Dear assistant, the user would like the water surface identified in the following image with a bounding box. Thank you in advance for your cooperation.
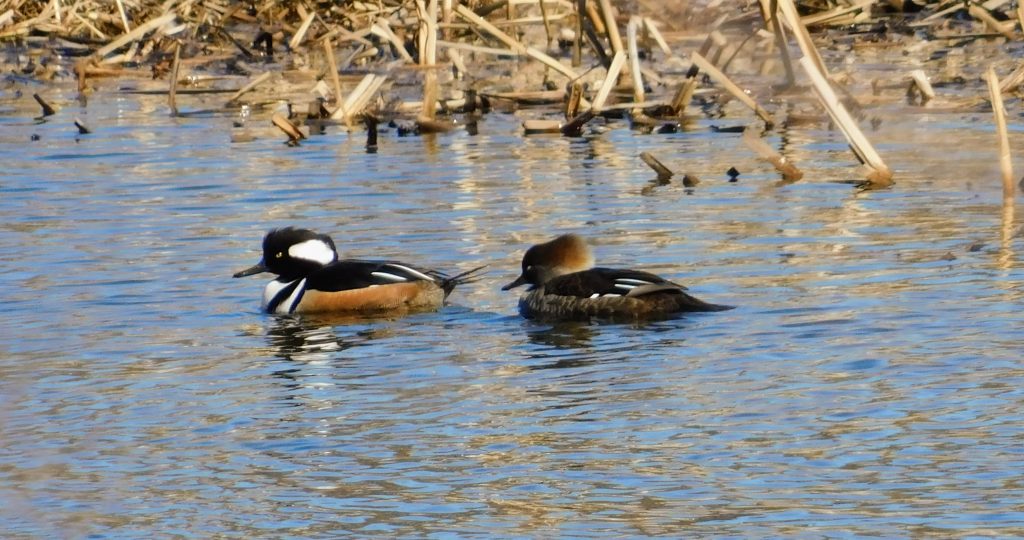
[1,67,1022,537]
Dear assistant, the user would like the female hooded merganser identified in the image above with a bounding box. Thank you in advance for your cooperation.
[234,227,483,315]
[502,233,732,320]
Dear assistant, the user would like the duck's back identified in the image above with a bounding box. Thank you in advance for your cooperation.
[519,268,732,320]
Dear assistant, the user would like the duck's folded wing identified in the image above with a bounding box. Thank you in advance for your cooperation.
[545,267,686,298]
[307,260,445,291]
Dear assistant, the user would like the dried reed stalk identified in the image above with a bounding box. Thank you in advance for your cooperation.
[742,127,803,181]
[999,63,1024,93]
[642,18,671,56]
[691,52,775,127]
[272,113,305,144]
[323,38,344,109]
[454,5,526,53]
[640,152,673,180]
[370,20,415,62]
[225,71,271,106]
[94,12,176,64]
[168,42,181,116]
[776,0,827,77]
[757,0,795,87]
[33,93,57,116]
[417,0,445,131]
[986,67,1014,198]
[596,0,624,57]
[626,16,645,107]
[565,81,584,120]
[908,69,935,103]
[74,117,90,134]
[591,51,626,111]
[114,0,130,33]
[289,11,317,50]
[968,4,1016,40]
[799,56,892,187]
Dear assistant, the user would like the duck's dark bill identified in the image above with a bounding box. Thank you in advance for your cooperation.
[233,261,268,278]
[502,275,527,290]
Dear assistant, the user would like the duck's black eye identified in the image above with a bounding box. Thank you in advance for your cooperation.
[275,252,284,259]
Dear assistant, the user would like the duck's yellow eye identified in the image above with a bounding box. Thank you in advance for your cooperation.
[275,252,284,259]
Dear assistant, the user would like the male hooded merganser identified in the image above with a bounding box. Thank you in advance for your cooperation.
[502,233,732,320]
[234,227,483,315]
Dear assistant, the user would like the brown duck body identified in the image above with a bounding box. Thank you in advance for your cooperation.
[234,227,482,316]
[516,268,732,321]
[503,234,732,321]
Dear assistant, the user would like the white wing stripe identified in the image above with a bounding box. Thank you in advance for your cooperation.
[371,271,408,282]
[384,264,435,281]
[616,278,654,285]
[614,283,637,290]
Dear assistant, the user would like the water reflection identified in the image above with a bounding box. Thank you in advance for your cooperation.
[3,68,1024,537]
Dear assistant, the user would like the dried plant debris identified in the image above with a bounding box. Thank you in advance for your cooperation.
[1,0,1019,185]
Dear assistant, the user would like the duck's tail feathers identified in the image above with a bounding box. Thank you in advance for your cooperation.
[441,265,488,298]
[678,291,735,312]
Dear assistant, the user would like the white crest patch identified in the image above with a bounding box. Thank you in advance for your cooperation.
[288,239,335,265]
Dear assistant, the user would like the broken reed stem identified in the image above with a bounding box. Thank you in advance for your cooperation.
[33,93,56,116]
[642,18,671,56]
[114,0,130,32]
[539,0,553,46]
[592,51,626,111]
[757,0,795,87]
[986,66,1014,199]
[798,56,892,187]
[565,81,584,120]
[999,63,1024,93]
[776,0,827,78]
[573,0,584,66]
[742,127,803,181]
[417,0,441,126]
[370,21,416,63]
[967,5,1015,40]
[626,16,645,107]
[909,69,935,102]
[271,113,305,143]
[454,4,525,53]
[289,11,316,50]
[225,71,271,106]
[322,38,344,113]
[690,52,774,127]
[168,42,181,116]
[640,151,673,180]
[597,0,624,57]
[94,12,176,63]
